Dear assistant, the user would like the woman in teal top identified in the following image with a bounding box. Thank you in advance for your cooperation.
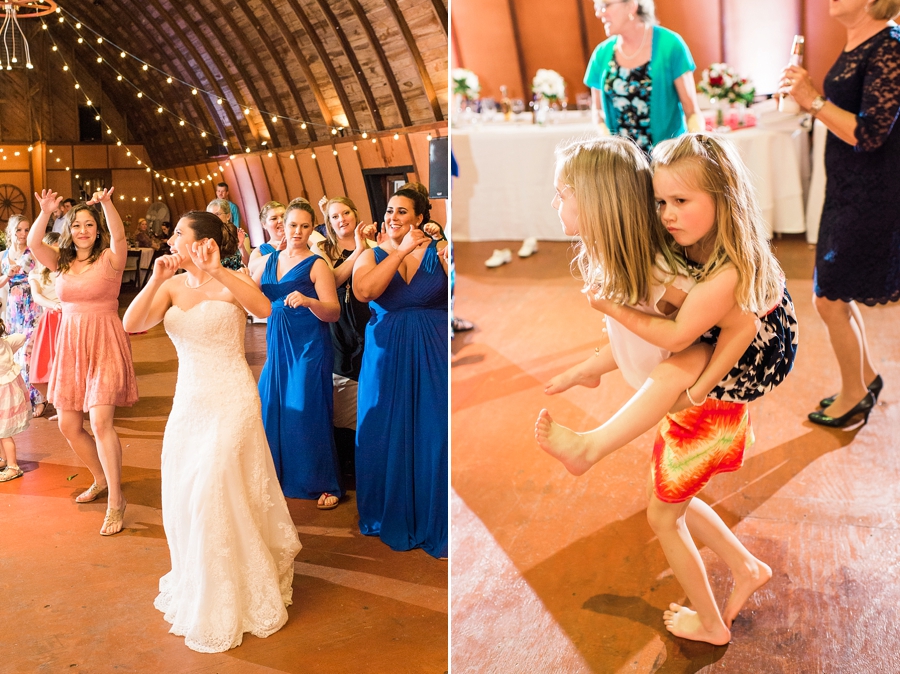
[584,0,701,151]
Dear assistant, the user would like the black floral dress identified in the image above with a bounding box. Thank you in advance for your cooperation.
[603,59,653,152]
[815,27,900,305]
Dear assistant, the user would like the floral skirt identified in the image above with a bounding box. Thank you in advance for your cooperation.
[651,398,752,504]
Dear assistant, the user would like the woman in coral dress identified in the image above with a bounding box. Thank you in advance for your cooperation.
[29,188,138,536]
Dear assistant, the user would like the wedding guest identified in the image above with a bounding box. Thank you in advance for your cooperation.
[353,188,448,558]
[52,198,76,234]
[584,0,702,151]
[782,0,900,426]
[248,201,286,264]
[28,189,138,536]
[28,232,62,414]
[135,218,158,249]
[315,196,374,485]
[0,319,34,483]
[215,182,242,228]
[207,199,248,269]
[1,215,46,416]
[251,199,343,508]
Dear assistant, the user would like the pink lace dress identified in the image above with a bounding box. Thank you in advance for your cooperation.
[48,249,138,411]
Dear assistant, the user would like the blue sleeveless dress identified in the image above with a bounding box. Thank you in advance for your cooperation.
[258,252,342,500]
[355,241,448,558]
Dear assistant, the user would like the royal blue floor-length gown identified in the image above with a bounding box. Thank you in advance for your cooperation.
[258,252,343,500]
[356,240,448,558]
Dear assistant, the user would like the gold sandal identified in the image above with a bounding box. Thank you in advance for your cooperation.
[100,501,126,536]
[75,482,108,503]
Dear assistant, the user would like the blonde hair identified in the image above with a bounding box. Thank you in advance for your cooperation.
[555,136,680,305]
[259,200,285,227]
[651,133,783,314]
[6,214,28,251]
[321,197,360,263]
[868,0,900,20]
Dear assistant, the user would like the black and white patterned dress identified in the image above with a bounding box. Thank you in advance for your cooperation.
[690,262,799,403]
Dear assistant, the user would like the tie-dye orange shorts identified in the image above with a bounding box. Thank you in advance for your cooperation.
[651,398,753,504]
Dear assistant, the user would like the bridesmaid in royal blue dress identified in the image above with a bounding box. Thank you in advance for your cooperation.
[352,188,449,558]
[251,199,343,508]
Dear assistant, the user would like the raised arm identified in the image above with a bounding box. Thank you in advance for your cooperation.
[352,228,429,302]
[190,239,271,318]
[330,222,371,287]
[87,188,127,269]
[591,266,740,353]
[122,255,178,333]
[28,190,63,271]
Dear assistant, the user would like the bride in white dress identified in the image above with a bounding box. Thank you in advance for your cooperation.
[123,211,302,653]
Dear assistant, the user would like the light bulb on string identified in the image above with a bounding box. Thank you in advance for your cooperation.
[117,141,122,146]
[191,88,197,95]
[157,107,163,113]
[289,153,295,159]
[106,128,112,135]
[63,65,68,71]
[311,153,316,159]
[393,133,400,140]
[137,92,143,98]
[51,45,57,51]
[301,123,307,130]
[216,98,223,105]
[86,99,92,106]
[116,75,122,81]
[77,37,83,44]
[96,38,102,44]
[427,133,433,141]
[271,116,277,123]
[200,132,206,138]
[142,64,148,71]
[244,108,250,115]
[75,22,81,29]
[362,132,368,139]
[331,128,337,135]
[166,77,172,84]
[267,152,272,157]
[178,120,185,126]
[332,149,338,156]
[353,145,358,151]
[120,51,126,58]
[245,147,250,153]
[96,57,102,63]
[372,138,377,143]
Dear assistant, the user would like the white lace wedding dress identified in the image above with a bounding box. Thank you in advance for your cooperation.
[154,300,302,653]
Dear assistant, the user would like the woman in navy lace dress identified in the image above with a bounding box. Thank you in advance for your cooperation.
[782,0,900,426]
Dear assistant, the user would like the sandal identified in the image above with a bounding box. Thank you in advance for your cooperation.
[33,402,47,418]
[75,482,108,503]
[0,457,6,471]
[100,500,126,536]
[0,466,23,482]
[317,493,340,510]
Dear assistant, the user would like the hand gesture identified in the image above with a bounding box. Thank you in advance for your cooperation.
[361,222,379,242]
[153,252,183,282]
[7,264,21,277]
[34,189,63,215]
[398,227,429,255]
[189,238,221,274]
[438,242,450,263]
[86,187,115,205]
[354,221,370,250]
[285,291,310,308]
[318,195,328,219]
[275,236,288,252]
[423,222,444,240]
[237,228,247,247]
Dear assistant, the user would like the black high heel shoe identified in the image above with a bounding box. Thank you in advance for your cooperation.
[820,374,883,408]
[808,391,876,427]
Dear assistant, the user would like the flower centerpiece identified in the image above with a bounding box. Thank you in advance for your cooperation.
[532,68,566,105]
[698,63,756,125]
[452,68,481,100]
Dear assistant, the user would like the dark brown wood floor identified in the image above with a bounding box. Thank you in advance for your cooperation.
[0,292,447,673]
[451,236,900,673]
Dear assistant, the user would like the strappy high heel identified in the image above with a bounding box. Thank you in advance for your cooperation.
[808,392,876,428]
[820,374,883,408]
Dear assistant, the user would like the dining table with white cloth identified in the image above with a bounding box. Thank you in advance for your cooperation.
[122,246,155,286]
[452,113,814,242]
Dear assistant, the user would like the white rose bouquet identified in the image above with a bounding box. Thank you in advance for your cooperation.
[452,68,481,99]
[532,69,566,103]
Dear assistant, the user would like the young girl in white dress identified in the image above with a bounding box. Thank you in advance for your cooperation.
[0,320,34,482]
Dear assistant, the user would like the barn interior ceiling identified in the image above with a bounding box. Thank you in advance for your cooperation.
[0,0,448,170]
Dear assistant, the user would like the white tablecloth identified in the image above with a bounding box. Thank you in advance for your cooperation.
[453,121,811,241]
[805,119,828,244]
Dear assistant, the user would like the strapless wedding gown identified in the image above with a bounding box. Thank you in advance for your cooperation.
[154,300,302,653]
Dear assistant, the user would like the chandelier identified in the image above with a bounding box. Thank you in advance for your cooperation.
[0,0,57,70]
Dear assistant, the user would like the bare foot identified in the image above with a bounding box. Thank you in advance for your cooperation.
[544,358,603,395]
[722,560,772,627]
[534,409,593,476]
[663,603,731,645]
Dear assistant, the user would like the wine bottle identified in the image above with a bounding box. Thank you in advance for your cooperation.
[499,85,512,121]
[779,35,804,114]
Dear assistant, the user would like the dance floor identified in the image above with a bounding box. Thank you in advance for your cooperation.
[1,299,447,673]
[451,237,900,673]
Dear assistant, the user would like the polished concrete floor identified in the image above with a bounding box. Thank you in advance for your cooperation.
[451,237,900,673]
[1,295,447,673]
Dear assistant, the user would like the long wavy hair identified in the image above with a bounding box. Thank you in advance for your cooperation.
[319,196,360,263]
[651,133,783,314]
[56,204,111,275]
[555,136,681,306]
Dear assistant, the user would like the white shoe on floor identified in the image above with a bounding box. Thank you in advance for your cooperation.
[518,237,539,258]
[485,248,512,268]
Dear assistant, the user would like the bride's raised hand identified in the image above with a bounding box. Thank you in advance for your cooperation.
[189,238,222,274]
[152,252,182,282]
[34,189,63,214]
[86,187,115,205]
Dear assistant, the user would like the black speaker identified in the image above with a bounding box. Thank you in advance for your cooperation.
[207,144,229,158]
[428,136,449,199]
[78,106,102,142]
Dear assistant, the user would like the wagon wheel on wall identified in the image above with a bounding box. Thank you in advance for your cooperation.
[0,184,26,226]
